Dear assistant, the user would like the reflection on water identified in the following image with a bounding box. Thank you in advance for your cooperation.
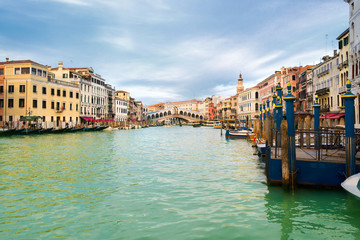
[0,127,359,239]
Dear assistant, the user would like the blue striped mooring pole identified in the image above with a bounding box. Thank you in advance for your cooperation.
[342,80,357,177]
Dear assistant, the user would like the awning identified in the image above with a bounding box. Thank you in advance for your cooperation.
[328,114,345,119]
[80,117,95,122]
[19,116,43,121]
[320,113,337,119]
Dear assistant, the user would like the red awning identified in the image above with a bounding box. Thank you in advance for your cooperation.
[81,117,95,122]
[328,114,345,119]
[320,113,337,119]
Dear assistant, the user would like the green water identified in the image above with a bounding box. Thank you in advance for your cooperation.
[0,126,359,240]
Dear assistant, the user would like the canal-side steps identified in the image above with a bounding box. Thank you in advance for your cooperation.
[252,82,360,195]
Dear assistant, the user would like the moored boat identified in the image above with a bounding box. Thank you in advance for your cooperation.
[39,128,54,134]
[18,128,41,135]
[0,128,17,136]
[225,129,249,139]
[213,121,222,129]
[193,123,201,127]
[341,173,360,199]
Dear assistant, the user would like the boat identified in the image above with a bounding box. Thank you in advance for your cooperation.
[341,173,360,199]
[203,121,214,127]
[213,121,222,129]
[0,128,17,136]
[95,126,108,131]
[225,129,250,139]
[193,123,201,127]
[83,126,99,131]
[18,128,41,135]
[39,128,54,134]
[70,127,84,132]
[52,128,67,134]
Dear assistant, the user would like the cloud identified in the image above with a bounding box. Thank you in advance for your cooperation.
[49,0,90,6]
[101,36,135,51]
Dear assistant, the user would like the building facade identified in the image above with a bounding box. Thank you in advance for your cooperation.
[0,59,80,127]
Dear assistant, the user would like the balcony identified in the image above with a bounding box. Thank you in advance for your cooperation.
[343,60,349,67]
[337,63,344,70]
[339,85,347,94]
[315,87,330,96]
[306,91,314,97]
[321,104,330,113]
[317,69,329,78]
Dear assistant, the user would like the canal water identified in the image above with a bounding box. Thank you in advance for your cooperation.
[0,126,359,239]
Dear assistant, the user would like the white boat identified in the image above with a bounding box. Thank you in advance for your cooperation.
[214,121,222,129]
[341,173,360,199]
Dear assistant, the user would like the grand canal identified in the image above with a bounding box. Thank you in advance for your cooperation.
[0,126,360,239]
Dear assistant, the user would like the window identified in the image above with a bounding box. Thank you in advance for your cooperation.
[8,99,14,108]
[33,99,37,108]
[9,116,13,122]
[33,85,37,93]
[0,68,3,75]
[37,70,42,76]
[51,116,54,122]
[70,91,73,98]
[63,73,68,78]
[42,100,46,109]
[51,101,54,109]
[76,104,78,111]
[70,103,72,110]
[42,87,46,94]
[344,36,349,46]
[339,40,343,49]
[0,86,3,93]
[51,88,55,96]
[0,99,3,108]
[57,89,60,96]
[31,68,37,75]
[63,116,65,122]
[42,71,47,77]
[76,92,79,99]
[19,98,24,108]
[19,85,25,92]
[8,85,14,93]
[15,68,21,75]
[62,102,66,110]
[21,68,30,74]
[63,90,66,97]
[292,75,295,80]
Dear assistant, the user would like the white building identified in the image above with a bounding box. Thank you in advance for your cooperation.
[237,87,260,122]
[114,97,128,122]
[345,0,360,124]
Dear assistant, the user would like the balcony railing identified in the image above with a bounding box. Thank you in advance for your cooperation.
[315,87,330,96]
[339,85,347,94]
[55,108,64,113]
[317,69,329,78]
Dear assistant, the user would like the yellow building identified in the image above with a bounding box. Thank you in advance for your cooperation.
[115,90,130,101]
[222,98,231,119]
[337,28,350,108]
[0,59,80,128]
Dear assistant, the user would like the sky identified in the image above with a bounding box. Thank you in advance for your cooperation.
[0,0,350,105]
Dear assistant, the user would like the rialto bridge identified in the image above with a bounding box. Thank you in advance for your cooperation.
[146,107,204,122]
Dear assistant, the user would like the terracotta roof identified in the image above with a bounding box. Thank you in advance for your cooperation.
[0,60,48,68]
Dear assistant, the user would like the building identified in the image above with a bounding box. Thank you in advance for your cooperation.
[237,86,260,124]
[0,64,4,124]
[148,103,164,112]
[222,98,231,119]
[105,84,115,120]
[337,28,350,114]
[344,0,360,124]
[163,100,201,112]
[312,53,341,125]
[51,62,107,121]
[0,59,80,127]
[114,97,128,123]
[297,65,314,111]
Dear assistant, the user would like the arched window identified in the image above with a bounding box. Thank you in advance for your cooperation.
[255,92,259,99]
[168,111,171,115]
[255,103,259,111]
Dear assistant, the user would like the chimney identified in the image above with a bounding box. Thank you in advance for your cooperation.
[334,49,337,56]
[5,58,9,62]
[58,61,63,69]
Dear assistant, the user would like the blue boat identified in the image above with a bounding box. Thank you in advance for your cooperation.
[0,128,16,136]
[341,173,360,199]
